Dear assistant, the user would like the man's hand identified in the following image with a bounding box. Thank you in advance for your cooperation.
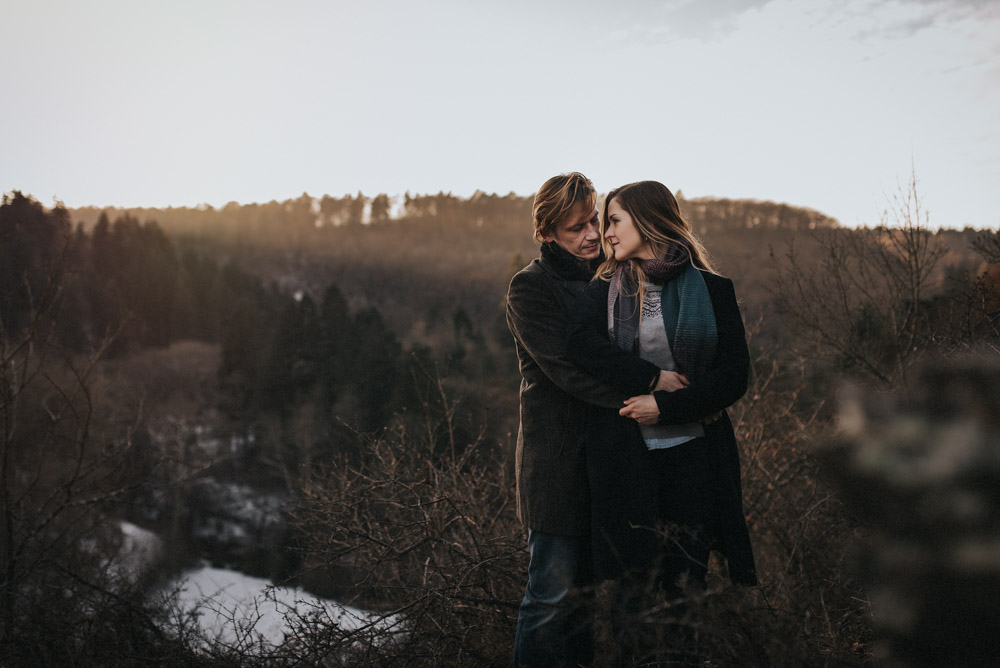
[620,394,660,425]
[654,370,690,393]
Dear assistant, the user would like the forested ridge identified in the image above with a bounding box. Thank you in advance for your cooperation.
[63,190,841,338]
[68,189,838,238]
[3,186,1000,665]
[66,189,990,349]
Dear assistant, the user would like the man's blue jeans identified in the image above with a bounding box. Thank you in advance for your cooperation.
[513,529,595,667]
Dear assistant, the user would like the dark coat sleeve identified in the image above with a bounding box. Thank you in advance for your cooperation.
[651,275,749,424]
[565,279,662,397]
[506,269,635,410]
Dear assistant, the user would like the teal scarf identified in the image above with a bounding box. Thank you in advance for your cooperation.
[609,254,717,382]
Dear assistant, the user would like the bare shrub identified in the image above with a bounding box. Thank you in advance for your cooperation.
[283,373,524,666]
[0,248,205,665]
[723,350,871,665]
[771,172,947,387]
[936,230,1000,352]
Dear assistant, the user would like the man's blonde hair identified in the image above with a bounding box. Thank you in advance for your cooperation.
[532,172,596,243]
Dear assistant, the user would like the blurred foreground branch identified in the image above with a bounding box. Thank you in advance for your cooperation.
[823,359,1000,666]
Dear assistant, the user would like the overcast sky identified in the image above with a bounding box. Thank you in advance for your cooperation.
[3,0,999,228]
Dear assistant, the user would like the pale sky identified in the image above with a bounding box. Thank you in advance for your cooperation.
[2,0,999,228]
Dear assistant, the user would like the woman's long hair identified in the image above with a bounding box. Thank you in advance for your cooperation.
[596,181,716,285]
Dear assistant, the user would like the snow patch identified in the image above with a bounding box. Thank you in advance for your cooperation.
[120,521,162,567]
[105,521,163,582]
[174,565,400,651]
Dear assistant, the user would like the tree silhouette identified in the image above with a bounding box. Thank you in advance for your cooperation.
[370,193,391,224]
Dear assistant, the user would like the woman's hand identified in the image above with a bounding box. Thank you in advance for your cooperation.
[654,370,690,393]
[620,394,660,425]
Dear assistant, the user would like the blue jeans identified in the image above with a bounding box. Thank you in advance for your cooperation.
[513,529,595,667]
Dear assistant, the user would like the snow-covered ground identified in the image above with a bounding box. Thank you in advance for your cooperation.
[97,521,163,583]
[118,521,162,570]
[110,463,400,656]
[174,565,400,651]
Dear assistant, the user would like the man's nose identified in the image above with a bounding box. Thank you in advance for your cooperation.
[586,222,600,239]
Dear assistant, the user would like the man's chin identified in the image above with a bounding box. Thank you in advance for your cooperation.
[576,246,601,261]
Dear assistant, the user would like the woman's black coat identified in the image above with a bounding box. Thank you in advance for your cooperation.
[566,270,757,585]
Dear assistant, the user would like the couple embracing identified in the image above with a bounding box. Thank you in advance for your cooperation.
[506,173,757,666]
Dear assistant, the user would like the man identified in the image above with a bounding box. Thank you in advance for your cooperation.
[507,173,660,666]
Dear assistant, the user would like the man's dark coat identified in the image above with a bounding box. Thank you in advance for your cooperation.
[506,246,659,536]
[566,270,758,585]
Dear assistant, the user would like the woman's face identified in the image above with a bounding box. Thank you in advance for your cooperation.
[605,198,654,261]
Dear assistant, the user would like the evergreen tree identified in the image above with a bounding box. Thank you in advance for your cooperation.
[0,192,70,337]
[315,283,352,408]
[370,193,391,224]
[348,307,401,430]
[259,295,318,420]
[319,194,343,227]
[345,191,366,226]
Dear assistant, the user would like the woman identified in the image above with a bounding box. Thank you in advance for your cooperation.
[566,181,757,595]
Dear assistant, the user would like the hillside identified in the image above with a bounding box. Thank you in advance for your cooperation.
[67,192,844,340]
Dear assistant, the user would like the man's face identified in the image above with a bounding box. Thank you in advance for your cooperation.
[542,204,601,260]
